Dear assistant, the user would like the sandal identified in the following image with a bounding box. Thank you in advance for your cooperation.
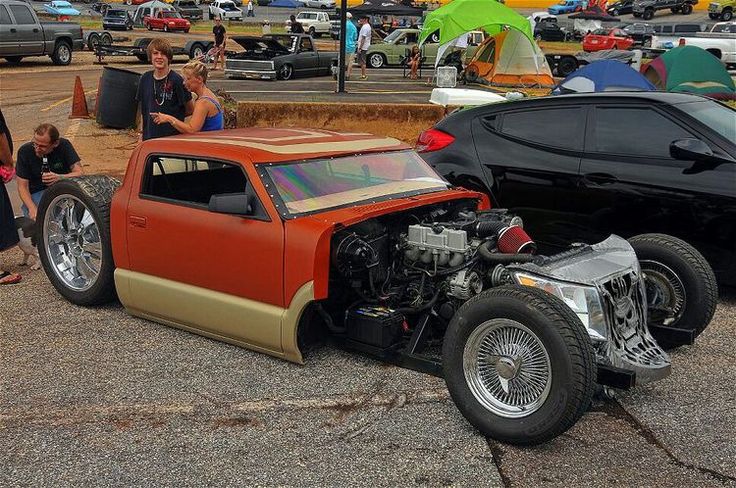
[0,271,21,285]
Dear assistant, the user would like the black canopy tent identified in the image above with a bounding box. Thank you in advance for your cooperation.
[348,0,425,17]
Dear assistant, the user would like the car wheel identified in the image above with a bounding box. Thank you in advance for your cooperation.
[4,56,23,64]
[190,43,205,59]
[184,28,190,33]
[633,11,641,16]
[534,33,543,41]
[721,8,733,20]
[278,63,293,80]
[37,176,121,306]
[368,53,385,68]
[643,8,654,19]
[100,32,113,46]
[557,56,578,77]
[308,26,316,37]
[708,12,720,19]
[681,3,692,14]
[443,286,595,446]
[164,24,170,32]
[51,40,72,65]
[629,233,718,348]
[643,36,652,47]
[87,32,101,51]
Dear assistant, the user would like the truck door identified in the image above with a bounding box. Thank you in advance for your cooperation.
[7,4,43,55]
[0,5,15,56]
[123,153,286,352]
[294,36,318,75]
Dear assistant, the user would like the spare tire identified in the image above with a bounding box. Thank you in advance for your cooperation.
[628,233,718,348]
[37,176,121,306]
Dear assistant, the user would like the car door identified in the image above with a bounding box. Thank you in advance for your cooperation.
[7,4,43,55]
[577,103,735,260]
[123,152,286,352]
[471,105,588,249]
[0,5,16,56]
[293,36,318,75]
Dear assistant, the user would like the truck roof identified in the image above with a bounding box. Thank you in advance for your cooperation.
[149,128,409,164]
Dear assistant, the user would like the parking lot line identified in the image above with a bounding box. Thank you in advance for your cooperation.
[41,90,98,113]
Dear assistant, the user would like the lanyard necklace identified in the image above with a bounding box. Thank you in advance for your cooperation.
[153,71,170,107]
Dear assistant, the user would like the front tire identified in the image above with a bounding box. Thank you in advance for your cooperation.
[37,176,121,306]
[443,286,596,446]
[368,52,385,68]
[278,63,293,80]
[643,8,654,19]
[629,233,718,348]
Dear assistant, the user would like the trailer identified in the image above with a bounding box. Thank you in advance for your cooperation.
[88,35,214,63]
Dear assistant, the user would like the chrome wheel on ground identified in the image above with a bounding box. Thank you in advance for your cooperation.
[278,64,293,80]
[463,319,552,418]
[640,260,685,326]
[368,53,385,68]
[44,195,102,292]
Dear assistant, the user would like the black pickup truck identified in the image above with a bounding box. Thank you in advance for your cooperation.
[0,0,84,65]
[632,0,698,20]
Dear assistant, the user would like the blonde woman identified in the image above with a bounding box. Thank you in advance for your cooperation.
[151,60,224,133]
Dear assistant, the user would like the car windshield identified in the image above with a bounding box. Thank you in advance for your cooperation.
[261,151,449,217]
[383,30,403,43]
[162,11,181,18]
[592,29,608,35]
[108,10,125,17]
[676,101,736,142]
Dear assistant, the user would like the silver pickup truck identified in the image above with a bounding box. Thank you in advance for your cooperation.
[0,0,84,65]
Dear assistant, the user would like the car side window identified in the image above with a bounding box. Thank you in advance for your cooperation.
[141,156,249,207]
[591,107,693,158]
[500,107,585,151]
[0,5,11,24]
[300,37,313,51]
[9,5,35,24]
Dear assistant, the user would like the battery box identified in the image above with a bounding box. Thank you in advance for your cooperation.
[346,306,404,349]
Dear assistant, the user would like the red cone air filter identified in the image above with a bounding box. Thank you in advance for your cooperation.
[497,225,536,254]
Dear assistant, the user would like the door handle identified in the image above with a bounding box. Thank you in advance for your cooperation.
[33,28,39,33]
[10,28,16,33]
[583,172,618,185]
[129,215,147,228]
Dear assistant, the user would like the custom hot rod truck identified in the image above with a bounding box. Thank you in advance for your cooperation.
[35,129,717,445]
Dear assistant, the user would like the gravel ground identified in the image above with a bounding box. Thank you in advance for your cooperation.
[1,250,735,487]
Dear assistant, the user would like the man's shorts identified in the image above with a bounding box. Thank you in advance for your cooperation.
[357,50,368,65]
[347,52,356,66]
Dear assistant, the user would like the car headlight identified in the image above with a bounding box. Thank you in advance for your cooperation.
[513,272,607,341]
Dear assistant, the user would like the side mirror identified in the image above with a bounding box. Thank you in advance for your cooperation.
[208,192,252,216]
[669,138,713,161]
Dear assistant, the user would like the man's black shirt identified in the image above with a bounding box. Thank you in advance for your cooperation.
[16,138,80,194]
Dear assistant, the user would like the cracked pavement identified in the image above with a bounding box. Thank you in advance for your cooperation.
[1,252,735,487]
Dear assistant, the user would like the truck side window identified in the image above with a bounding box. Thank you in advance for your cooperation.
[9,5,35,24]
[0,6,11,24]
[141,156,249,206]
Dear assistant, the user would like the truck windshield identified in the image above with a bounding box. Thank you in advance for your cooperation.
[261,150,448,217]
[676,100,736,142]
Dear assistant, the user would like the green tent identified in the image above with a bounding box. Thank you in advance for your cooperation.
[418,0,533,47]
[642,46,736,100]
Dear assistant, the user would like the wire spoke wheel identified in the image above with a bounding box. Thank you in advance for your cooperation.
[640,259,685,326]
[463,319,552,418]
[43,195,103,292]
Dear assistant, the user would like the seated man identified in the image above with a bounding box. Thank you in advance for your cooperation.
[16,123,83,220]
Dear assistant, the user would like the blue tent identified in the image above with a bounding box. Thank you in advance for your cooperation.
[552,60,655,94]
[269,0,302,7]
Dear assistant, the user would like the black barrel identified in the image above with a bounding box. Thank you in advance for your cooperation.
[96,67,141,129]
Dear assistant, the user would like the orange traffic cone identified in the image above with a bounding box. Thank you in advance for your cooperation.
[69,76,90,119]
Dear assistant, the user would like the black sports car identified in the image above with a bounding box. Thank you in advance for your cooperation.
[417,92,736,285]
[607,0,634,15]
[534,20,569,41]
[225,34,337,80]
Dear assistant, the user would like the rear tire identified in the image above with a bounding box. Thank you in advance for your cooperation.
[443,286,596,446]
[87,32,101,51]
[37,176,121,306]
[721,8,733,20]
[629,233,718,348]
[100,32,113,46]
[51,40,72,65]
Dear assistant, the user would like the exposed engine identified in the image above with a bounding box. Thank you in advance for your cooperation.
[324,199,670,387]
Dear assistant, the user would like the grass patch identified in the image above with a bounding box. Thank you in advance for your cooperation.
[539,41,582,54]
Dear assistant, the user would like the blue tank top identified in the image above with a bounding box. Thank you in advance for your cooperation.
[200,96,224,131]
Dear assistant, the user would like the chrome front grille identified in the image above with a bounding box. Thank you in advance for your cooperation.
[598,271,670,384]
[225,59,274,71]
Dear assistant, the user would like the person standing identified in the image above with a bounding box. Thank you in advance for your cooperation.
[344,12,358,80]
[135,38,194,141]
[246,0,254,17]
[152,61,224,133]
[357,15,372,80]
[211,17,227,71]
[289,14,304,33]
[0,108,21,285]
[15,123,84,220]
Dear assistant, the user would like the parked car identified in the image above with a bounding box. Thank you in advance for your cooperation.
[708,0,735,20]
[623,22,655,45]
[0,0,84,65]
[102,8,134,30]
[534,18,569,41]
[365,28,482,68]
[172,0,203,20]
[303,0,335,8]
[32,128,716,446]
[606,0,634,15]
[286,11,331,37]
[418,92,736,288]
[144,11,191,32]
[632,0,698,20]
[225,34,336,80]
[209,0,242,20]
[582,27,635,51]
[547,0,587,14]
